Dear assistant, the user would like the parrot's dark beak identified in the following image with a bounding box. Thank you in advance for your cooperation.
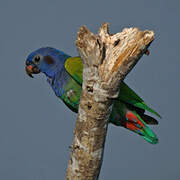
[25,61,40,78]
[26,65,34,78]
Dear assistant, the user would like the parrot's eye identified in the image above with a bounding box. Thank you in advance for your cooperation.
[33,55,43,65]
[34,56,40,62]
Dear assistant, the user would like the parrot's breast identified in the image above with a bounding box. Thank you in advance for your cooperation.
[48,67,81,112]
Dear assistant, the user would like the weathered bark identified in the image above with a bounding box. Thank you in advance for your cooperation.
[66,23,154,180]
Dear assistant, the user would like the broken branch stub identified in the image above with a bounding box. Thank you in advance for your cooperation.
[77,23,154,98]
[66,23,154,180]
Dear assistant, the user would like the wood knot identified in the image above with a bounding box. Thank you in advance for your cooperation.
[100,43,106,64]
[87,86,93,93]
[87,102,92,110]
[145,49,150,55]
[97,39,101,47]
[114,39,120,47]
[74,145,80,150]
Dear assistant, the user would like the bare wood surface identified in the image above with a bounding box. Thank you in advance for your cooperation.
[66,23,154,180]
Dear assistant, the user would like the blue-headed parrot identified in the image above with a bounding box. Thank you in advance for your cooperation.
[25,47,160,144]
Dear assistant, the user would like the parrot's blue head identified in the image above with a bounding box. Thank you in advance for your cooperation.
[25,47,70,78]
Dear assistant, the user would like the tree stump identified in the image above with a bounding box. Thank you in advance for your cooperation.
[66,23,154,180]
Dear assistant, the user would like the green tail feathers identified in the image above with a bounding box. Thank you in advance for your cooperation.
[110,101,159,144]
[136,113,158,144]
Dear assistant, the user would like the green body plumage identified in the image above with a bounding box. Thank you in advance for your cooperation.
[64,57,160,144]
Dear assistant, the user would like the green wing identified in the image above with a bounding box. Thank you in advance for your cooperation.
[65,57,161,118]
[119,82,161,118]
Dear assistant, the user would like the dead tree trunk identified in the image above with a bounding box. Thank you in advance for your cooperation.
[66,23,154,180]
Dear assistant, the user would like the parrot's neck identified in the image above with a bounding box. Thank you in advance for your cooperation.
[45,62,71,98]
[45,66,63,86]
[41,50,71,98]
[44,54,70,78]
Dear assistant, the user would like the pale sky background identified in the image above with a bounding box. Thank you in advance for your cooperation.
[0,0,179,179]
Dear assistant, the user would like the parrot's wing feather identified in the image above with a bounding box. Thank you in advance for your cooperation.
[119,82,161,118]
[64,57,83,85]
[65,56,161,118]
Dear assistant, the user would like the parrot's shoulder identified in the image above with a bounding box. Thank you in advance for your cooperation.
[64,57,83,85]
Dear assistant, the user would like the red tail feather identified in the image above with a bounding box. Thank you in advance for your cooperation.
[126,111,145,129]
